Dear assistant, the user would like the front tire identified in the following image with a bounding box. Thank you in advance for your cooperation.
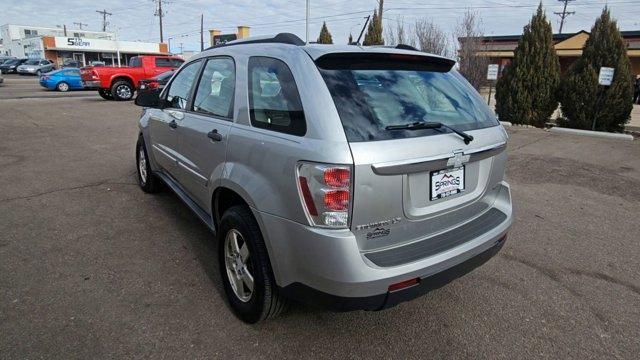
[56,82,69,92]
[136,137,161,193]
[111,80,134,101]
[219,206,288,323]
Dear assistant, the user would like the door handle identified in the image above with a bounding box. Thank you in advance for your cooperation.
[165,109,184,120]
[168,120,178,129]
[207,129,223,141]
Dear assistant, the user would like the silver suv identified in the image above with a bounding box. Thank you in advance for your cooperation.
[134,33,513,323]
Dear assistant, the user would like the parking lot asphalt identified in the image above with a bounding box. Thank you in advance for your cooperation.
[1,80,639,359]
[0,74,94,100]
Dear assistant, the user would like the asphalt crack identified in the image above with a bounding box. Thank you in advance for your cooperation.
[0,177,138,204]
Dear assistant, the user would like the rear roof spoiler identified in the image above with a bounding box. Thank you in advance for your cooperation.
[314,52,456,72]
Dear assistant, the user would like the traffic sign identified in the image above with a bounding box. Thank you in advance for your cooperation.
[598,67,614,86]
[487,64,499,80]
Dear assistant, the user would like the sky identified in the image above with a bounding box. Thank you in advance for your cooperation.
[1,0,638,53]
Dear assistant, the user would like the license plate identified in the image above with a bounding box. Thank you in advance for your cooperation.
[430,167,465,200]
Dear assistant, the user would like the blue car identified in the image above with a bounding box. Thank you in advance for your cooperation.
[39,68,84,92]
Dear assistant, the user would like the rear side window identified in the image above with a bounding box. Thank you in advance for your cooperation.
[129,57,142,67]
[317,54,499,142]
[156,58,183,68]
[248,57,306,136]
[193,57,235,118]
[165,60,201,110]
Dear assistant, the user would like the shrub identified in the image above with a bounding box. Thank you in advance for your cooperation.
[495,4,560,127]
[560,7,633,132]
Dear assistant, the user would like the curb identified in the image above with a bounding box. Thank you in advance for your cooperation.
[550,127,634,141]
[499,121,512,127]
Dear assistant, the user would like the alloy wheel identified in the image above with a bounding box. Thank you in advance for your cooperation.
[224,229,254,302]
[116,84,132,99]
[138,147,147,185]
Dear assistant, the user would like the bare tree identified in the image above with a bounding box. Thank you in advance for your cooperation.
[454,10,489,90]
[385,17,415,47]
[414,19,451,57]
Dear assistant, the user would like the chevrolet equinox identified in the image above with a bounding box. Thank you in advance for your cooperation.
[134,33,513,323]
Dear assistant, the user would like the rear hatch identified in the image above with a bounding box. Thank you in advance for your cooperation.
[315,52,508,257]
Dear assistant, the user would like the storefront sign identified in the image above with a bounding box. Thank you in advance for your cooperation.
[66,38,91,47]
[52,36,162,54]
[213,34,237,46]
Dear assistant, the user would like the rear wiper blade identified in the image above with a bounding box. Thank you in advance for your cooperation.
[385,121,474,145]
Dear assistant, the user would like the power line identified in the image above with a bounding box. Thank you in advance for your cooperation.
[96,9,113,32]
[73,22,88,30]
[554,0,576,34]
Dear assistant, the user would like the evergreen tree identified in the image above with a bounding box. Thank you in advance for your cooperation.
[495,4,560,127]
[363,10,384,46]
[559,7,633,132]
[317,22,333,44]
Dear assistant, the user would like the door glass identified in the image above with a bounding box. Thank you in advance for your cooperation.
[193,58,235,118]
[165,60,201,110]
[248,57,306,136]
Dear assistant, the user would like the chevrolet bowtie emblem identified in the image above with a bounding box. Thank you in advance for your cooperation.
[447,150,470,168]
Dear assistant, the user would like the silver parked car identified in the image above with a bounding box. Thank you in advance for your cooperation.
[134,33,513,323]
[17,59,55,75]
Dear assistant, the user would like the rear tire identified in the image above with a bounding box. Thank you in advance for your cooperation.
[219,206,288,323]
[136,137,161,193]
[56,82,69,92]
[98,89,114,100]
[111,80,134,101]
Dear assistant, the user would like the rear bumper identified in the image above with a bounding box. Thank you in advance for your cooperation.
[82,80,101,89]
[255,181,512,310]
[280,234,506,311]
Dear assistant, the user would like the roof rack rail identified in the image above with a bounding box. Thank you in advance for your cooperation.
[395,44,419,51]
[206,33,305,50]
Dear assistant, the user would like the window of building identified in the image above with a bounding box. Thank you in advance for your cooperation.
[24,29,38,37]
[193,57,235,118]
[165,60,202,110]
[247,57,306,136]
[73,33,85,38]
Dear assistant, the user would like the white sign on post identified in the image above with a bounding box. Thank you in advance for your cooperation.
[487,64,499,80]
[598,67,614,86]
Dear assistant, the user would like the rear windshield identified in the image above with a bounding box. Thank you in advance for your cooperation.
[317,55,498,142]
[24,60,40,65]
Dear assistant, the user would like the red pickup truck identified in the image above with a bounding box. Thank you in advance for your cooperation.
[81,55,184,101]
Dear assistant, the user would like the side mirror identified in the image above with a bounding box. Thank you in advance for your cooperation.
[135,89,163,108]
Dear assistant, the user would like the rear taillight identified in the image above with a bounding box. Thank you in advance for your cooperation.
[297,162,352,228]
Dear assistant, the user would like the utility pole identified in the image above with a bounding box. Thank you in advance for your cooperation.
[96,9,112,32]
[356,15,370,45]
[554,0,575,34]
[305,0,310,44]
[200,14,204,51]
[154,0,165,42]
[179,42,184,55]
[73,22,88,30]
